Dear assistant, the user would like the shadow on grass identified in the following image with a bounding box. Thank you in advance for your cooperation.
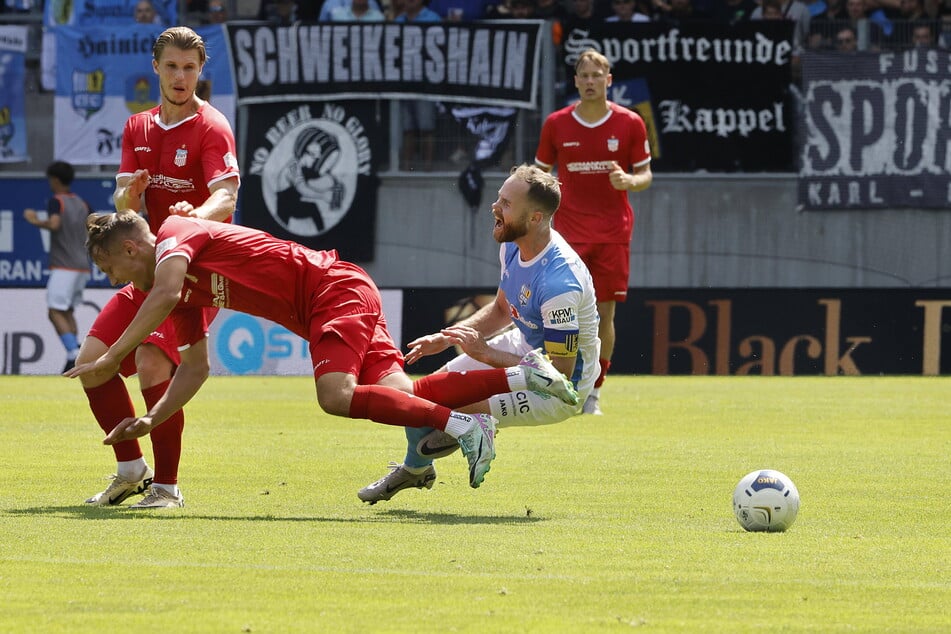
[3,506,546,525]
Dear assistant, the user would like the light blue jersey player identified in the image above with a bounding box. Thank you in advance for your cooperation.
[359,165,601,503]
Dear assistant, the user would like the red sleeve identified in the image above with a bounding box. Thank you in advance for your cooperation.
[629,112,651,168]
[199,110,240,189]
[118,116,139,176]
[155,216,212,266]
[535,114,556,168]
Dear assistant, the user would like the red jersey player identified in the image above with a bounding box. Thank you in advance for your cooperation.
[68,214,582,494]
[75,27,240,509]
[535,48,653,416]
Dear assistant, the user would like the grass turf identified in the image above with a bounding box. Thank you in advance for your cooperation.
[0,375,948,632]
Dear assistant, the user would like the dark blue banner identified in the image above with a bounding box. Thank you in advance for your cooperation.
[799,50,951,210]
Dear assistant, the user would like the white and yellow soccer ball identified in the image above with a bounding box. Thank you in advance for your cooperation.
[733,469,800,532]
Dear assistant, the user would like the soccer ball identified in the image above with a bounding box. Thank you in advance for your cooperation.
[733,469,800,532]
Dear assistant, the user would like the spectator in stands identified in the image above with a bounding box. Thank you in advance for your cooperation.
[394,0,441,171]
[135,0,164,24]
[835,23,859,49]
[657,0,708,25]
[329,0,386,19]
[607,0,651,21]
[808,0,848,48]
[910,19,938,44]
[563,0,600,34]
[509,0,537,17]
[320,0,383,20]
[887,0,930,45]
[259,0,296,23]
[751,0,811,52]
[204,0,229,23]
[844,0,885,48]
[428,0,490,20]
[712,0,759,24]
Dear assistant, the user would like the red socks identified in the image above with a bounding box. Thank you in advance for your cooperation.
[594,358,611,388]
[84,375,142,462]
[413,369,510,408]
[349,384,452,429]
[141,380,183,486]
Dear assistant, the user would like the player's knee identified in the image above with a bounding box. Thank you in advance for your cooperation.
[134,345,174,385]
[316,389,351,417]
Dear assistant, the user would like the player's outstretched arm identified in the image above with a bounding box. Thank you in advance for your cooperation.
[104,340,209,445]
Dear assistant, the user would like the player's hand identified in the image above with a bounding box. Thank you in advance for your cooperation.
[63,355,121,382]
[103,416,155,445]
[23,208,38,223]
[169,201,197,217]
[440,324,491,360]
[128,169,151,198]
[608,161,630,191]
[405,333,453,365]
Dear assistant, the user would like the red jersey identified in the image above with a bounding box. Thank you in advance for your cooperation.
[117,102,240,233]
[154,216,338,347]
[535,102,650,244]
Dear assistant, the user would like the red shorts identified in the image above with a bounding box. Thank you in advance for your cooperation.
[570,242,631,303]
[306,261,404,384]
[87,285,215,377]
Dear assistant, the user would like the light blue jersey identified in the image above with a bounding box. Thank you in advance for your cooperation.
[498,230,600,392]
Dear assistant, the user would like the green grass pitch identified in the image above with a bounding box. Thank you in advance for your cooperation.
[1,375,948,632]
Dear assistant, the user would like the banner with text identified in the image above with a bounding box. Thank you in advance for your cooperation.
[561,22,795,172]
[227,21,542,108]
[53,24,235,165]
[241,101,384,262]
[799,50,951,210]
[0,26,28,163]
[401,288,951,376]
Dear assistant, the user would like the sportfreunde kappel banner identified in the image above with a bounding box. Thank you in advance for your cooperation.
[53,24,235,165]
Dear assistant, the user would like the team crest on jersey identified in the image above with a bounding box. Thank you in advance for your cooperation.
[518,284,531,306]
[174,147,187,167]
[607,136,619,152]
[71,69,105,119]
[249,103,370,238]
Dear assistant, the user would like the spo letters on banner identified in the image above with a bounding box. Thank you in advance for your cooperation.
[799,50,951,210]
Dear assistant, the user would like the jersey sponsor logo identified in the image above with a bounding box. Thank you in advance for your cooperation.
[223,152,238,170]
[248,103,370,238]
[150,173,195,193]
[210,272,229,308]
[565,160,614,174]
[134,146,152,152]
[562,141,580,147]
[509,302,539,330]
[155,236,178,261]
[174,147,187,167]
[547,307,575,325]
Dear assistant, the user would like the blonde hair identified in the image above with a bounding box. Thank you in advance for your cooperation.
[85,212,150,259]
[574,48,611,75]
[153,26,207,65]
[510,164,561,217]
